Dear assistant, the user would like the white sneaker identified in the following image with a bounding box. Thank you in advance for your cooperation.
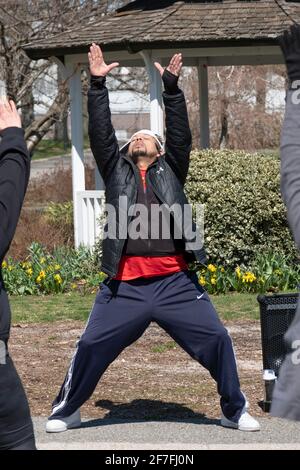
[221,409,260,432]
[46,409,81,433]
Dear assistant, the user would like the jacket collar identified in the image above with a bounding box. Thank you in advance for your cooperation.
[121,154,161,170]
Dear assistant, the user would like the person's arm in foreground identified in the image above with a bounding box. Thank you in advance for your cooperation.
[87,43,120,181]
[278,25,300,249]
[155,54,192,185]
[0,99,30,261]
[270,24,300,422]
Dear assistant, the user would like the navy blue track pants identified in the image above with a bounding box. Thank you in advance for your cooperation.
[50,270,245,422]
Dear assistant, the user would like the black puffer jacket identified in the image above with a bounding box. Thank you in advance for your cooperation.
[88,77,206,277]
[0,127,30,342]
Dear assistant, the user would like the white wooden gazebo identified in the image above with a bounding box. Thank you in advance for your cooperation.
[23,0,299,249]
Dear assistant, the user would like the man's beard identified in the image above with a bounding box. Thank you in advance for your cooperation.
[131,148,147,158]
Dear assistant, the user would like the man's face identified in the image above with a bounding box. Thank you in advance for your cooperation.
[128,133,161,159]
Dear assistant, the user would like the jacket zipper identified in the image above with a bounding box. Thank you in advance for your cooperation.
[145,168,151,252]
[113,156,141,271]
[146,167,167,254]
[147,170,185,251]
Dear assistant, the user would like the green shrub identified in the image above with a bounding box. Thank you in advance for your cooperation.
[44,201,73,228]
[185,149,298,268]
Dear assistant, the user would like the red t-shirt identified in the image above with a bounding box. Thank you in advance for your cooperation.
[113,168,188,280]
[140,168,147,191]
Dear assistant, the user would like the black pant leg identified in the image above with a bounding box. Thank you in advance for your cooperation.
[0,355,36,450]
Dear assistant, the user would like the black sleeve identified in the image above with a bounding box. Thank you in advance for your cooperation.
[88,76,120,182]
[163,90,192,186]
[0,127,30,262]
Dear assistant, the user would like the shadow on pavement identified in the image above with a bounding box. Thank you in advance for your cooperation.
[80,398,220,428]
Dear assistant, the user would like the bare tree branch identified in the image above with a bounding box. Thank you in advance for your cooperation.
[0,0,127,152]
[25,82,69,152]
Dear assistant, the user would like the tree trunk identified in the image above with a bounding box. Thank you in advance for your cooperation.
[255,69,267,147]
[256,71,267,114]
[25,85,69,154]
[21,86,35,129]
[219,96,229,149]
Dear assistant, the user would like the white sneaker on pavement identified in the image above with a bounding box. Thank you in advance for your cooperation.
[46,409,81,433]
[221,408,260,432]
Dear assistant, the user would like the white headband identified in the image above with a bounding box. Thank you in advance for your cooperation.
[120,129,164,153]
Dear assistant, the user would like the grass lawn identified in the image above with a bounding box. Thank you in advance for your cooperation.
[31,138,90,160]
[10,292,95,323]
[31,139,71,160]
[9,292,262,323]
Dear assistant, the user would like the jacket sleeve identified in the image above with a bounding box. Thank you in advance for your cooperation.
[88,76,120,182]
[0,127,30,261]
[280,89,300,249]
[163,90,192,185]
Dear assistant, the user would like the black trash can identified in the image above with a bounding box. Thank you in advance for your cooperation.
[257,292,299,411]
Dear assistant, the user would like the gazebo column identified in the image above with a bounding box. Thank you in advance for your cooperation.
[66,63,85,247]
[198,62,210,149]
[140,51,164,137]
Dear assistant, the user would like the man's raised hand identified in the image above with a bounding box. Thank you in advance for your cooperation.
[88,43,119,77]
[154,53,183,77]
[0,98,21,132]
[154,53,182,95]
[278,25,300,85]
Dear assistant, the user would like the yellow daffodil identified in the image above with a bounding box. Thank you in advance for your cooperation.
[242,272,256,283]
[235,266,242,278]
[208,264,217,273]
[21,261,31,269]
[54,274,62,284]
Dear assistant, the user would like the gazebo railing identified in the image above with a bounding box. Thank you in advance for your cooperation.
[76,190,106,248]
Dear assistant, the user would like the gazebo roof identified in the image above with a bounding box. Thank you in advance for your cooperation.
[24,0,300,59]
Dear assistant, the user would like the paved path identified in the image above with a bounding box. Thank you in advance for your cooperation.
[34,416,300,450]
[30,151,95,179]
